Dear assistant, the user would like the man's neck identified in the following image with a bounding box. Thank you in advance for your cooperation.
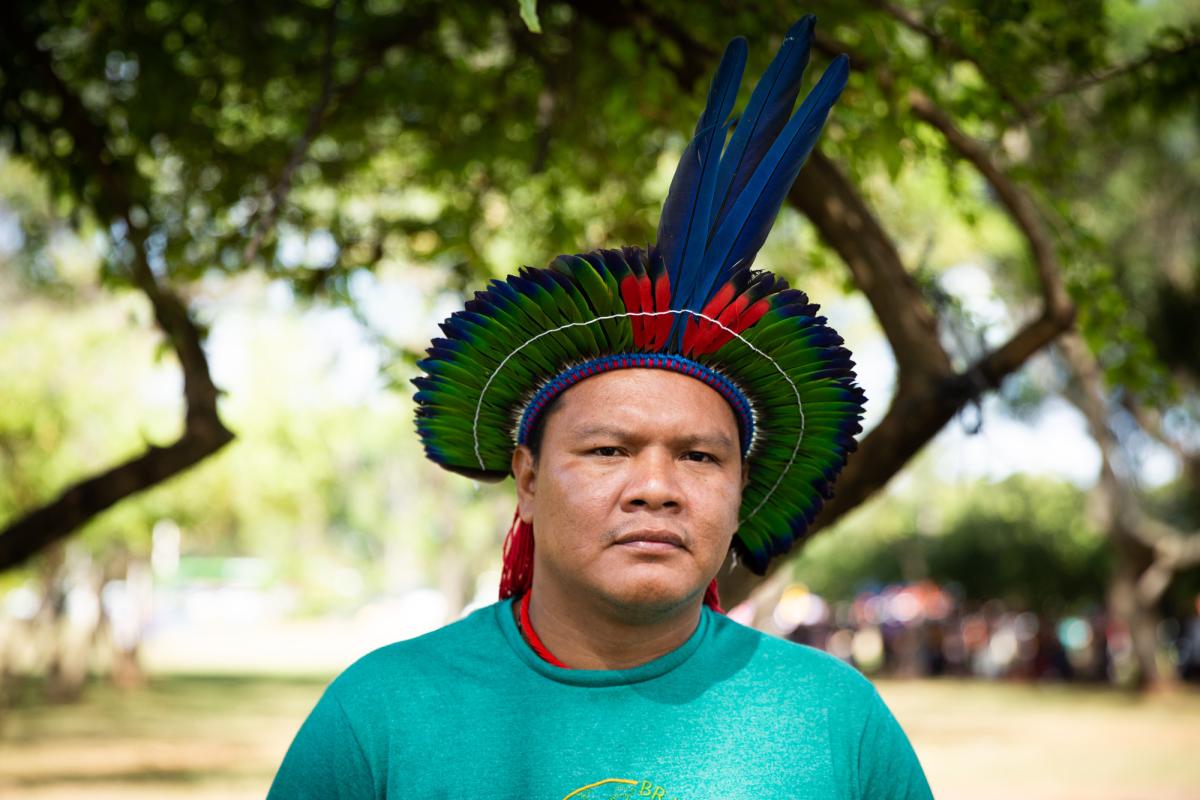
[523,580,703,670]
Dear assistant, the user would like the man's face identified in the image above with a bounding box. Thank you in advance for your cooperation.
[513,369,745,618]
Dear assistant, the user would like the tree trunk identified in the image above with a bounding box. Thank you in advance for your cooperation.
[1107,530,1170,689]
[1062,333,1188,690]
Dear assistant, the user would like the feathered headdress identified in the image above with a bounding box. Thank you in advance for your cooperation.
[414,17,863,597]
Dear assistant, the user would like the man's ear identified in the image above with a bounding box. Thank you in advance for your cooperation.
[512,444,537,524]
[740,458,751,491]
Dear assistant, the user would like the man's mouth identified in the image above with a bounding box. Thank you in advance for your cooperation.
[613,529,686,552]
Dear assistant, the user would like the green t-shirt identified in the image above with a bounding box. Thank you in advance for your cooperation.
[268,599,932,799]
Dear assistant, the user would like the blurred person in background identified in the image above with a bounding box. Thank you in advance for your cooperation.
[1179,595,1200,681]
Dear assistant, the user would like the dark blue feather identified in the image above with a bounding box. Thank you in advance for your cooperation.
[712,15,815,228]
[701,54,850,291]
[656,36,747,301]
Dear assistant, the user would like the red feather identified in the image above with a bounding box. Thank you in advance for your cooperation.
[652,271,672,350]
[683,280,737,355]
[639,274,656,347]
[704,296,771,351]
[620,275,647,347]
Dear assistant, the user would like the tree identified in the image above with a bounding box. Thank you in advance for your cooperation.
[988,7,1200,685]
[792,475,1110,615]
[2,2,1197,678]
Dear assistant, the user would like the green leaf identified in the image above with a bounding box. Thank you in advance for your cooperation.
[518,0,541,34]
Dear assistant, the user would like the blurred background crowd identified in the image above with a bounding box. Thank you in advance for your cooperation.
[780,581,1200,683]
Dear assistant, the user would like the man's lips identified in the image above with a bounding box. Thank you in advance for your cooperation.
[613,529,686,552]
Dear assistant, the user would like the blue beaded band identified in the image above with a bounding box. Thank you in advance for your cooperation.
[516,352,755,454]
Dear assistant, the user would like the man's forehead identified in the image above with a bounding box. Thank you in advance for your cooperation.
[551,369,740,438]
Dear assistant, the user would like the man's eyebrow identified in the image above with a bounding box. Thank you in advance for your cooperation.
[677,432,736,451]
[566,424,634,441]
[568,425,735,452]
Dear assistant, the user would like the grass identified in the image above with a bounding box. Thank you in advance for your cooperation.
[1,675,1198,799]
[878,679,1200,800]
[0,675,325,800]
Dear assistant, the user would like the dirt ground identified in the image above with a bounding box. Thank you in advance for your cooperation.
[1,675,1198,799]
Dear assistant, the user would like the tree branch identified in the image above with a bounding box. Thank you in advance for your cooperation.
[0,8,233,571]
[1122,395,1198,463]
[243,0,342,264]
[570,0,715,91]
[815,28,1076,361]
[723,144,1041,602]
[0,437,231,570]
[1059,332,1200,609]
[1034,36,1200,107]
[906,90,1073,320]
[865,0,1034,118]
[817,17,1075,336]
[789,151,953,383]
[903,87,1075,401]
[718,44,1078,602]
[239,3,443,265]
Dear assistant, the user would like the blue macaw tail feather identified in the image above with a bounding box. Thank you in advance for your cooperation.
[656,35,747,304]
[698,53,849,301]
[712,15,815,229]
[657,17,850,328]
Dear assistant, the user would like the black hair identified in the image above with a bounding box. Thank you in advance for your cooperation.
[525,391,566,463]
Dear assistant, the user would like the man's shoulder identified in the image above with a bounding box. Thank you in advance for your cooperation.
[709,611,878,699]
[326,601,505,698]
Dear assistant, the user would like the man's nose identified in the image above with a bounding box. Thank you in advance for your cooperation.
[621,448,682,511]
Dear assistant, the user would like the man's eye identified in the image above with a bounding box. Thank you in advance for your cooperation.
[591,446,621,457]
[683,451,716,463]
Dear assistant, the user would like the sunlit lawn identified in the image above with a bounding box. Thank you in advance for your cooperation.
[1,675,1198,799]
[878,680,1200,800]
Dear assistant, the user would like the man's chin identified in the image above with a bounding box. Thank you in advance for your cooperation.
[598,571,707,621]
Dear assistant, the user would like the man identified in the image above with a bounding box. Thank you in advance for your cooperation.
[270,16,933,799]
